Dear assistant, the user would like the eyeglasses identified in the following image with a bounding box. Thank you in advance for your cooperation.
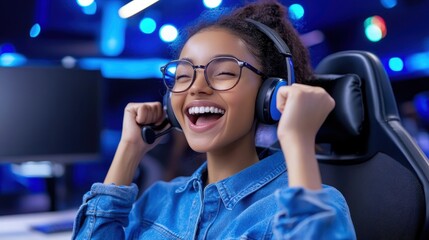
[160,56,265,93]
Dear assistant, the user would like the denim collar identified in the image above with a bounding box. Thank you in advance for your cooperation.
[175,151,286,210]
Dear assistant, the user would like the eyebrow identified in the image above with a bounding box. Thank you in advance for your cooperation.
[179,54,240,63]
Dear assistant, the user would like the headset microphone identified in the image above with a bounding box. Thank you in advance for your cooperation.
[141,118,174,144]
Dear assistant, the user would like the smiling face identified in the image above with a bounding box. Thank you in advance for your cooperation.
[171,28,263,154]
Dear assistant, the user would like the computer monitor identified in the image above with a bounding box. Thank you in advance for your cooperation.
[0,66,102,163]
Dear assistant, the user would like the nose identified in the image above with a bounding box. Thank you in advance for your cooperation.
[189,68,213,95]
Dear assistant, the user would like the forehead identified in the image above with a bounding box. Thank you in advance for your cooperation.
[179,28,258,65]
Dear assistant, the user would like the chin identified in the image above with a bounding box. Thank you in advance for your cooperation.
[187,134,233,154]
[187,139,214,153]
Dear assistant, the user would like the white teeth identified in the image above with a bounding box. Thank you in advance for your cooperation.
[188,106,225,115]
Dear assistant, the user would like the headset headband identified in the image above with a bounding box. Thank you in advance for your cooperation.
[245,18,294,85]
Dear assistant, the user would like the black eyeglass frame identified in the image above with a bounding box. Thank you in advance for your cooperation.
[160,56,266,93]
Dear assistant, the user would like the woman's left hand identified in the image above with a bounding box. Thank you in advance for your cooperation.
[276,83,335,142]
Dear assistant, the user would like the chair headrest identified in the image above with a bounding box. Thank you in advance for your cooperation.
[306,74,365,143]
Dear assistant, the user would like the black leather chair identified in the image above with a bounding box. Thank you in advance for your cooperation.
[313,50,429,239]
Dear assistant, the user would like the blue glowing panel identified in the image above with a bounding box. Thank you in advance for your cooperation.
[100,1,126,56]
[79,57,169,79]
[406,52,429,72]
[0,53,27,67]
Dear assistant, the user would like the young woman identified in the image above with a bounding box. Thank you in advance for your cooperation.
[73,0,356,239]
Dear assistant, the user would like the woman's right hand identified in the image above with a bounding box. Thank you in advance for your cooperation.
[104,101,165,186]
[120,102,165,147]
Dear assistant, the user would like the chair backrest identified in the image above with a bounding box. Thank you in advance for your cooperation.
[314,50,429,239]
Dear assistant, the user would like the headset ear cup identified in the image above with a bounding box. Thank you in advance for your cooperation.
[256,78,287,124]
[163,92,182,130]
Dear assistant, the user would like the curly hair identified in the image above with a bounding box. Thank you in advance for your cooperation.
[170,0,313,83]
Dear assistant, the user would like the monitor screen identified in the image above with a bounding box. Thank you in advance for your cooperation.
[0,66,102,163]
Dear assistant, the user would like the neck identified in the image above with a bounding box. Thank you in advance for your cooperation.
[205,132,259,184]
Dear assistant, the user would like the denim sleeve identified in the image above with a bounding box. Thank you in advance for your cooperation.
[273,187,356,240]
[72,183,138,240]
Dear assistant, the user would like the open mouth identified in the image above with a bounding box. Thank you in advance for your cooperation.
[186,106,225,126]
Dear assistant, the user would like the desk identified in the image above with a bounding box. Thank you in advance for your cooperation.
[0,209,76,240]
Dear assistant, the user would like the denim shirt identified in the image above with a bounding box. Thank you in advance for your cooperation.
[72,151,356,239]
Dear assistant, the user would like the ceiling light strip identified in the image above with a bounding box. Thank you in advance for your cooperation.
[118,0,159,19]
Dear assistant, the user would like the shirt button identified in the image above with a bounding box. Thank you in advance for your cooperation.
[193,181,199,190]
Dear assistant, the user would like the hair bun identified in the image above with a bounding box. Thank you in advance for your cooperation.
[234,0,288,28]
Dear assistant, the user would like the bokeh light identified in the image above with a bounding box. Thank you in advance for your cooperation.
[82,1,97,15]
[29,23,41,38]
[380,0,397,9]
[76,0,94,7]
[289,4,304,20]
[388,57,404,72]
[140,17,157,34]
[364,16,387,42]
[203,0,222,9]
[159,24,178,42]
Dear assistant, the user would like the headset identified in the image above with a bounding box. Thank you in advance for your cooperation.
[142,18,295,144]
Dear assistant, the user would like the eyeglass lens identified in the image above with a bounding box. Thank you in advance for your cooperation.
[163,58,242,92]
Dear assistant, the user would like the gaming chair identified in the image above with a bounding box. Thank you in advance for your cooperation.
[313,50,429,239]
